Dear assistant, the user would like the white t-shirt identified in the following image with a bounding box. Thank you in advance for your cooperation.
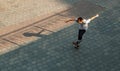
[76,18,91,30]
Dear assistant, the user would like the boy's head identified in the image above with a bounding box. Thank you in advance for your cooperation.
[77,17,83,23]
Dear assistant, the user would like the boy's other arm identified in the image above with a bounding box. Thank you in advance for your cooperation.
[89,14,99,21]
[65,18,76,23]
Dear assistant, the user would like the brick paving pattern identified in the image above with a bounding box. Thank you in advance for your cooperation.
[0,0,120,71]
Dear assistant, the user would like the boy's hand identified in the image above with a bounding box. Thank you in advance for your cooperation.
[65,18,75,23]
[96,14,99,17]
[65,20,69,23]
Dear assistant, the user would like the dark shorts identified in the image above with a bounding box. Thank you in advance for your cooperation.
[78,29,86,40]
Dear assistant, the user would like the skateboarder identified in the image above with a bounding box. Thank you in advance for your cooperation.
[65,14,99,49]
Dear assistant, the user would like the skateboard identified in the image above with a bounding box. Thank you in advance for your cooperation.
[72,42,79,49]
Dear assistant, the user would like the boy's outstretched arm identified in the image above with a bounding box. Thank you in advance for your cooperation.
[65,18,76,23]
[89,14,99,21]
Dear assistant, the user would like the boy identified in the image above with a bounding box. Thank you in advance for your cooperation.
[65,14,99,49]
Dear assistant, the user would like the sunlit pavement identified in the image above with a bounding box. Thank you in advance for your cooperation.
[0,0,119,71]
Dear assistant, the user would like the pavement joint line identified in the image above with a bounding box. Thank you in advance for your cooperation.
[2,38,20,46]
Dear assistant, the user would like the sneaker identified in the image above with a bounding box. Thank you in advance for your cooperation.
[73,42,79,49]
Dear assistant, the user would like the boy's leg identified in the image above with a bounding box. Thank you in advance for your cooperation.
[73,29,86,48]
[77,29,86,44]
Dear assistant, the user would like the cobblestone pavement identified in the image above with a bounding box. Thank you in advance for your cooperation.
[0,0,120,71]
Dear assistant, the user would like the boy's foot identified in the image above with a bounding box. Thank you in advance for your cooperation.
[73,42,79,49]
